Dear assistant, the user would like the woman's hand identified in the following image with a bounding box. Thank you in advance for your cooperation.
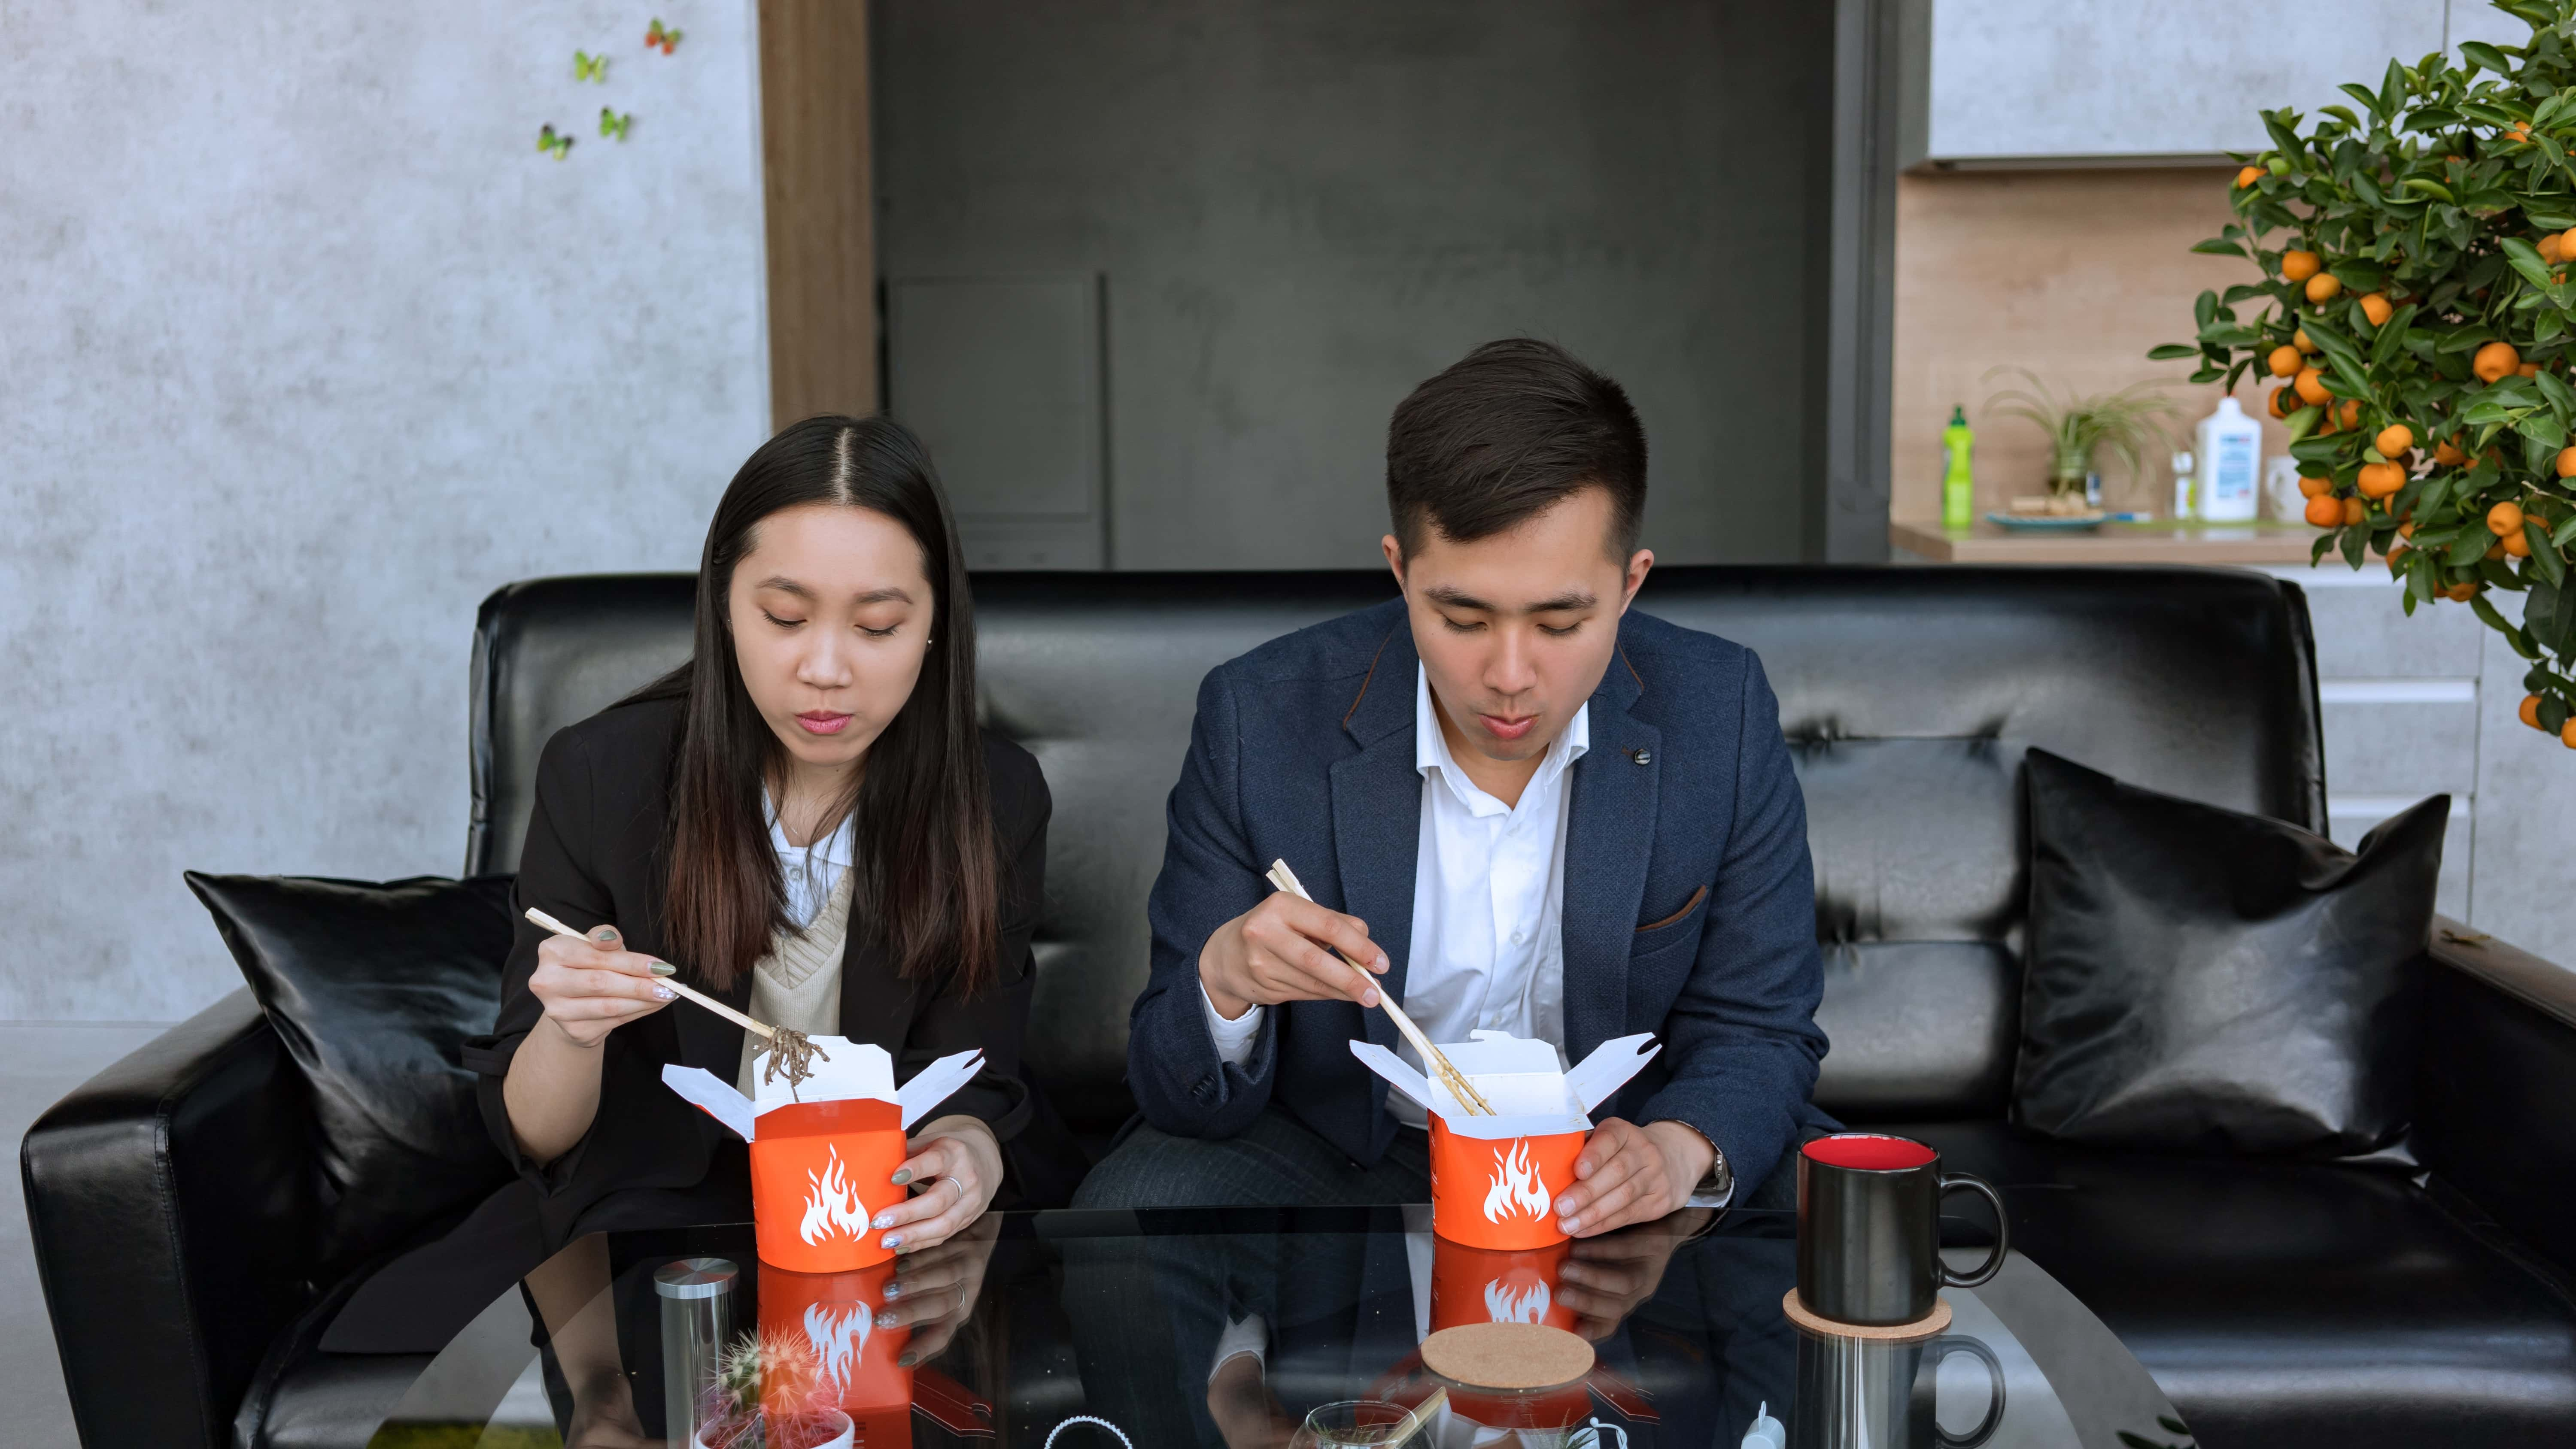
[880,1216,999,1367]
[529,922,676,1048]
[874,1114,1002,1254]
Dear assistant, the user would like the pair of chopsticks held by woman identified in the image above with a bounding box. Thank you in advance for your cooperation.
[471,337,1834,1261]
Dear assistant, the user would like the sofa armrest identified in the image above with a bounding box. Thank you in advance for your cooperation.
[2412,914,2576,1281]
[20,988,320,1449]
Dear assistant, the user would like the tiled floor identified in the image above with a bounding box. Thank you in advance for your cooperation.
[3,1022,177,1449]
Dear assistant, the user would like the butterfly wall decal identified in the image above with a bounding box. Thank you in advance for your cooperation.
[537,124,574,160]
[574,50,610,82]
[646,18,682,55]
[599,108,634,141]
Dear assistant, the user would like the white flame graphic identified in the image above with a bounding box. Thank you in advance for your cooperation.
[1485,1277,1552,1324]
[1481,1140,1552,1224]
[803,1301,873,1390]
[799,1146,872,1246]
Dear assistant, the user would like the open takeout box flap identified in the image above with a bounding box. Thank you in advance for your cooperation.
[659,1037,984,1140]
[1347,1030,1660,1140]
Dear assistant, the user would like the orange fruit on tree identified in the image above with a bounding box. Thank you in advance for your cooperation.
[2375,423,2413,456]
[2338,399,2361,429]
[2360,291,2395,326]
[2524,695,2548,730]
[2281,249,2322,282]
[2357,461,2406,498]
[2436,439,2469,466]
[2294,367,2330,405]
[2475,340,2521,381]
[2298,474,2332,497]
[2508,122,2532,143]
[2294,328,2319,353]
[2306,272,2343,303]
[2504,527,2533,558]
[2388,543,2412,571]
[2399,520,2416,540]
[2342,495,2366,525]
[2562,226,2576,257]
[2447,580,2481,602]
[2543,233,2567,264]
[2522,361,2544,377]
[2489,500,2526,536]
[2487,541,2508,561]
[2563,718,2576,748]
[2267,344,2303,377]
[2270,385,2295,418]
[2303,494,2344,527]
[2236,164,2263,188]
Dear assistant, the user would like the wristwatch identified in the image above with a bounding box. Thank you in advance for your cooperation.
[1661,1120,1732,1205]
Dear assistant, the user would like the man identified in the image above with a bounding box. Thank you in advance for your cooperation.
[1078,338,1830,1233]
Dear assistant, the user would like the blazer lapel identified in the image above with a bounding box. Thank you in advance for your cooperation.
[1330,622,1421,1056]
[837,932,921,1051]
[1561,643,1659,1067]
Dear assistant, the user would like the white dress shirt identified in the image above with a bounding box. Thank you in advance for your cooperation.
[768,794,857,928]
[1203,664,1587,1130]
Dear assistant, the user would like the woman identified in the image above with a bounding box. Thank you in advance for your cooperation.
[469,415,1048,1252]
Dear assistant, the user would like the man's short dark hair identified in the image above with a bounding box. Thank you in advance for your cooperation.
[1385,338,1646,560]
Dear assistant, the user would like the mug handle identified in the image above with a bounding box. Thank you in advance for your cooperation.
[1935,1172,2010,1288]
[1928,1334,2007,1447]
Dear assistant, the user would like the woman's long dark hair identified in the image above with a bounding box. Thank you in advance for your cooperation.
[628,415,998,994]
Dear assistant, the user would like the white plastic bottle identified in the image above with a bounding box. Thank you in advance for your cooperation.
[2195,397,2262,521]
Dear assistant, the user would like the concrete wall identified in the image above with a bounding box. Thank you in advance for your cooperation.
[872,0,1837,570]
[1,2,772,1020]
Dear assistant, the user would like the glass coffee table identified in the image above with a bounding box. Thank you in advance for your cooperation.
[346,1205,2189,1449]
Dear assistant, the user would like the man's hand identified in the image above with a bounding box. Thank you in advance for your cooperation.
[1553,1119,1713,1237]
[1197,893,1388,1021]
[1555,1213,1711,1340]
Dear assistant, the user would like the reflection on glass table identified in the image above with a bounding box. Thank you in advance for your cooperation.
[352,1206,2187,1449]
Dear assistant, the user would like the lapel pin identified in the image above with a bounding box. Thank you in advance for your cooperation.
[1628,748,1652,766]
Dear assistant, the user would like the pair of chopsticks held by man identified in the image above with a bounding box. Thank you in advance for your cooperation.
[466,337,1835,1265]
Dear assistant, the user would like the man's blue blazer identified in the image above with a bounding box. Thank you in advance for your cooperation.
[1126,598,1833,1200]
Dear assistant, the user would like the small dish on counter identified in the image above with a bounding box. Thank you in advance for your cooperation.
[1985,510,2105,531]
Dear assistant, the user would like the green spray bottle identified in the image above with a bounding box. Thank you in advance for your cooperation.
[1942,406,1975,530]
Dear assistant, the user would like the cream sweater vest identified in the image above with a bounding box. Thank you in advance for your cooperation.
[735,870,856,1094]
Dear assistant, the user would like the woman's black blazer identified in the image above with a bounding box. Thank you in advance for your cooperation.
[464,694,1050,1243]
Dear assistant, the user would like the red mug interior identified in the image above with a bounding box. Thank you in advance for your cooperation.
[1802,1133,1937,1171]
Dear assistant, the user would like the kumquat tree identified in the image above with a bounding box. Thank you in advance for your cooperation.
[2156,0,2576,746]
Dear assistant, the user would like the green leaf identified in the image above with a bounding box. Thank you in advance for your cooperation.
[2312,532,2337,565]
[2546,695,2573,734]
[2518,411,2568,448]
[2474,593,2522,639]
[2194,289,2218,330]
[2501,235,2557,289]
[2462,42,2512,76]
[2287,404,2323,442]
[2147,343,2201,361]
[2450,528,2497,564]
[2540,370,2576,420]
[2342,524,2370,568]
[2530,521,2568,586]
[2403,177,2458,201]
[2556,513,2576,547]
[2190,238,2249,257]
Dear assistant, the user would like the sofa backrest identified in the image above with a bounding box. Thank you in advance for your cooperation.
[468,566,2324,1131]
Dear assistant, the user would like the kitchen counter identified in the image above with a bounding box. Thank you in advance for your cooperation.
[1890,517,2328,565]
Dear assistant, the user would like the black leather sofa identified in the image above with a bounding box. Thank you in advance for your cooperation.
[24,566,2576,1448]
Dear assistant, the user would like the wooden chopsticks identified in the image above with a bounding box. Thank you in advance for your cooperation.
[522,907,776,1041]
[1264,859,1494,1116]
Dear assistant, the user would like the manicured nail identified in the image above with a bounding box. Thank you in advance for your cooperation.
[881,1282,903,1300]
[881,1234,903,1250]
[877,1310,902,1328]
[652,985,674,1000]
[648,961,675,977]
[891,1167,913,1186]
[872,1211,896,1230]
[897,1352,918,1368]
[591,928,616,943]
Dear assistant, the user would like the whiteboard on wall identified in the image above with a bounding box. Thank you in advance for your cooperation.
[1900,0,2473,167]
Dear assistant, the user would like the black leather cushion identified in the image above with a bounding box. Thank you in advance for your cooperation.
[2012,750,2446,1155]
[185,872,517,1273]
[1890,1119,2576,1447]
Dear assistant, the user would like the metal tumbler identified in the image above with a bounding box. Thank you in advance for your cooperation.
[656,1256,739,1446]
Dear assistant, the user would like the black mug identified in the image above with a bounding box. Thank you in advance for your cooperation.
[1791,1330,2008,1449]
[1796,1133,2008,1326]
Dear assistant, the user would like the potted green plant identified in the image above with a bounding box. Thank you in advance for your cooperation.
[1981,367,2181,510]
[2155,0,2576,747]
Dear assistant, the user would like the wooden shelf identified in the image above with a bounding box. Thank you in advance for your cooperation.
[1889,517,2327,565]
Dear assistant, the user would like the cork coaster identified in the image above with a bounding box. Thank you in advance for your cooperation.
[1780,1289,1953,1341]
[1419,1322,1595,1390]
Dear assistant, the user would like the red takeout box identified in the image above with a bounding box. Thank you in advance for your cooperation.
[663,1039,982,1272]
[1352,1030,1658,1250]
